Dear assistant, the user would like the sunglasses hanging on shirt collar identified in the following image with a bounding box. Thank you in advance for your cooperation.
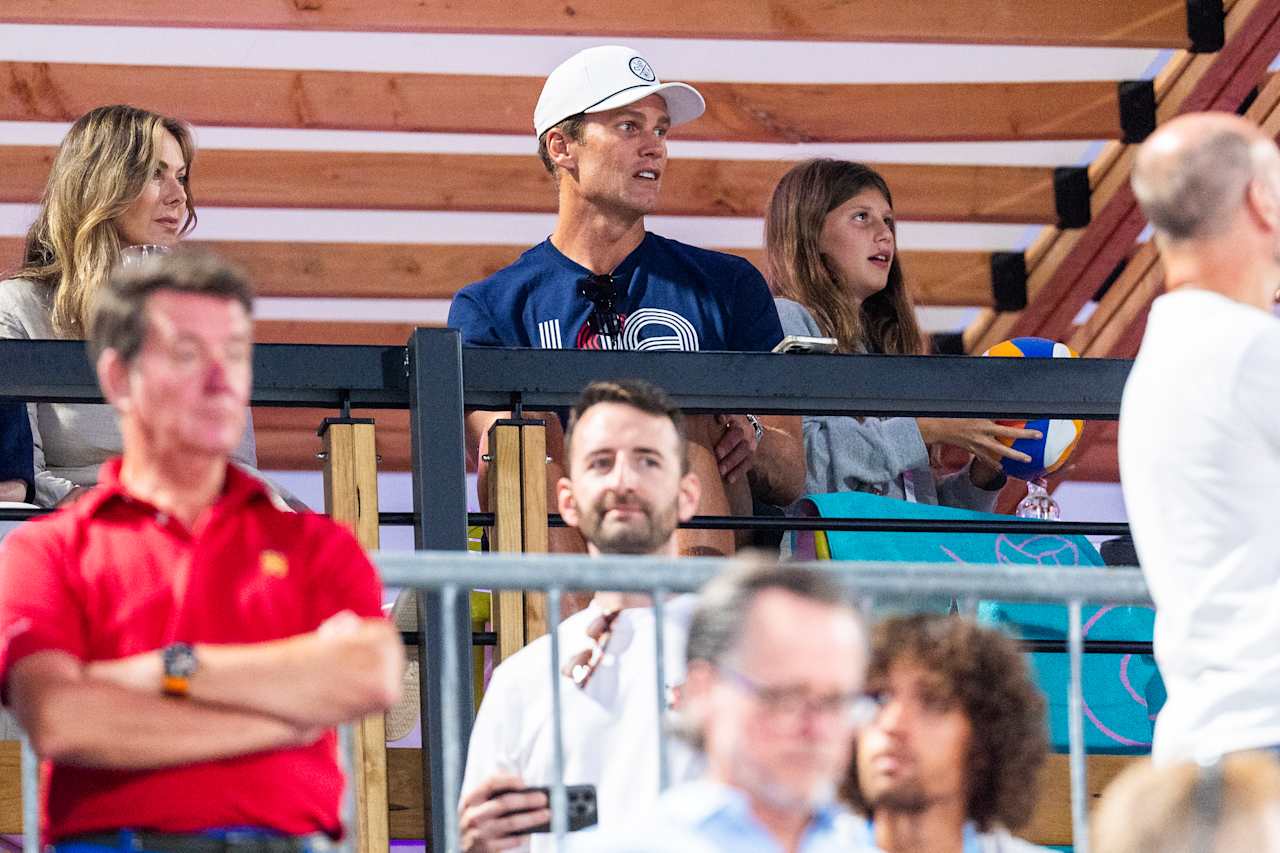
[578,273,626,338]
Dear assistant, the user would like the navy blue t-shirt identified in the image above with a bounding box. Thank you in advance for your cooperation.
[447,233,784,352]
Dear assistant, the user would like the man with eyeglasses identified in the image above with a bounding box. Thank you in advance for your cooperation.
[447,44,804,560]
[599,561,876,852]
[458,379,704,852]
[843,615,1050,853]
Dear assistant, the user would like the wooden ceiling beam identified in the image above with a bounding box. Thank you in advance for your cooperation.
[0,237,1006,307]
[4,0,1196,48]
[0,146,1062,223]
[965,0,1280,354]
[0,61,1127,143]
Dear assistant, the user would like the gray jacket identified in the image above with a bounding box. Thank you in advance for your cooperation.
[0,278,259,506]
[775,298,999,511]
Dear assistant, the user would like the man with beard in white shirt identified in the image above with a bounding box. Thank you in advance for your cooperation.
[458,379,702,852]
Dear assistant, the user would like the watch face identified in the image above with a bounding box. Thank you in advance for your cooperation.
[164,642,198,679]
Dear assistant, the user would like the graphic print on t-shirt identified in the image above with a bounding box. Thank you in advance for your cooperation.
[539,308,702,351]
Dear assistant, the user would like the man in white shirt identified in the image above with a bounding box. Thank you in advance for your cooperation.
[458,379,702,851]
[1120,111,1280,764]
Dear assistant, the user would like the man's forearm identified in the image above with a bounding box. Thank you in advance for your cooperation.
[749,415,806,505]
[23,678,309,769]
[189,620,403,727]
[87,619,403,729]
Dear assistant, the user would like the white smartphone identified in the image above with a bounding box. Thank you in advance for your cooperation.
[772,335,839,354]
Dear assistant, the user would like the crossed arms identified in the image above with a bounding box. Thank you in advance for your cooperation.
[7,610,404,770]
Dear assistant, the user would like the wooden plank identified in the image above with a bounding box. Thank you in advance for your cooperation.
[964,0,1280,352]
[388,746,426,839]
[1024,753,1138,846]
[253,320,419,346]
[1068,243,1160,355]
[519,425,550,644]
[2,0,1192,47]
[487,423,529,663]
[0,740,19,835]
[0,62,1124,143]
[320,421,390,853]
[0,147,1063,224]
[0,239,997,308]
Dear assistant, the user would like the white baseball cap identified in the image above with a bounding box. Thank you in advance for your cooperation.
[533,45,706,139]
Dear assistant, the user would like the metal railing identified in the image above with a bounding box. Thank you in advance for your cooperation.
[0,331,1141,851]
[375,551,1153,853]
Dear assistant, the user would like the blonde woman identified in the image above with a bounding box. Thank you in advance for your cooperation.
[0,104,257,506]
[765,159,1036,509]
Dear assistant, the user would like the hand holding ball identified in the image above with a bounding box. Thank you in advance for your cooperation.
[980,337,1084,481]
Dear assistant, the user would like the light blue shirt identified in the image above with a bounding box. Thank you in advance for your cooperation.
[864,817,1022,853]
[587,780,877,852]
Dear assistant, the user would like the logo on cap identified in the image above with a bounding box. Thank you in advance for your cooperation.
[629,57,656,82]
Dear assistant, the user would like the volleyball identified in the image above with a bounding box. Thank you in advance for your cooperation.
[980,337,1084,480]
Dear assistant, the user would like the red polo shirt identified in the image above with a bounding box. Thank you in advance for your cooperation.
[0,459,383,841]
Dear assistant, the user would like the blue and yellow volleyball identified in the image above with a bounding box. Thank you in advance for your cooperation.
[980,337,1084,480]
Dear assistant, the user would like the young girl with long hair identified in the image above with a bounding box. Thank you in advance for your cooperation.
[766,159,1035,508]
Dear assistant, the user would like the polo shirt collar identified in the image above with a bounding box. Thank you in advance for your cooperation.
[80,456,271,518]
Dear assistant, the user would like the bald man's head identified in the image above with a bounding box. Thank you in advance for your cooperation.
[1132,112,1280,242]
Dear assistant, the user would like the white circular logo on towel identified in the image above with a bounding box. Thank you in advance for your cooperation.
[629,57,656,82]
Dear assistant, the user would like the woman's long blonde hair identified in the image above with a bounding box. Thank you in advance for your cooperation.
[14,104,197,338]
[765,159,924,356]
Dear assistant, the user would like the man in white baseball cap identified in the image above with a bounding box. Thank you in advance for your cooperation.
[449,45,804,560]
[533,44,706,140]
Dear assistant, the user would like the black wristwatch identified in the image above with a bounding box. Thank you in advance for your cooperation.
[162,642,199,697]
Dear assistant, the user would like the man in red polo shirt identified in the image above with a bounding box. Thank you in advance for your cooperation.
[0,250,404,851]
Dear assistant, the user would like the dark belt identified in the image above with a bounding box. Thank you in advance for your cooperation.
[58,831,330,853]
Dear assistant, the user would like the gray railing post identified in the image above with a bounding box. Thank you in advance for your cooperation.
[336,724,357,853]
[546,587,569,848]
[21,734,37,853]
[651,589,671,793]
[1067,599,1090,853]
[408,328,475,853]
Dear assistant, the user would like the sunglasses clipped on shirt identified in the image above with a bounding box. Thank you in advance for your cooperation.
[577,273,626,338]
[562,608,622,689]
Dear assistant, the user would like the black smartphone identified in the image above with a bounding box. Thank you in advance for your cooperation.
[492,784,599,835]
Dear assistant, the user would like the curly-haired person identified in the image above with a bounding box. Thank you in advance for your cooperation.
[841,614,1050,853]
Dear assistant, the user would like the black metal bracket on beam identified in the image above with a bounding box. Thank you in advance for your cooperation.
[930,332,965,356]
[1118,80,1158,144]
[990,251,1028,312]
[1053,167,1091,229]
[315,416,374,438]
[1186,0,1226,53]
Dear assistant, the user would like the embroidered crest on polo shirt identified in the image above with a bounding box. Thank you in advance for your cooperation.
[629,57,656,82]
[260,550,289,578]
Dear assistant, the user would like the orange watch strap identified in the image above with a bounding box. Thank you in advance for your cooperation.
[162,674,190,697]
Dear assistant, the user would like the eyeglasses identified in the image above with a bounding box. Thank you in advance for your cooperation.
[561,608,622,689]
[719,664,879,727]
[578,274,625,338]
